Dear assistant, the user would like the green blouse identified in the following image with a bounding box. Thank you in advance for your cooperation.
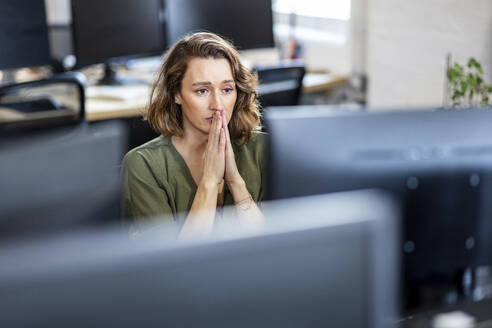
[121,132,267,225]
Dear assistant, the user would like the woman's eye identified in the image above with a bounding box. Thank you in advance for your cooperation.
[223,88,234,94]
[196,89,208,95]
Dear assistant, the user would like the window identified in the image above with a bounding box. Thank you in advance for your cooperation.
[273,0,351,21]
[272,0,351,44]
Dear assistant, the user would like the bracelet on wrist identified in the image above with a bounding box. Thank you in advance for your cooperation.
[235,195,253,211]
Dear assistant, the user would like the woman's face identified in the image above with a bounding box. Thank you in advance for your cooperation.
[175,57,237,136]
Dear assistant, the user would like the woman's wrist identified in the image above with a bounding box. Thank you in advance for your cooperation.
[199,177,220,193]
[226,175,245,191]
[235,194,253,211]
[227,176,251,203]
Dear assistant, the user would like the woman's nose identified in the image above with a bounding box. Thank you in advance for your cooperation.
[209,91,223,111]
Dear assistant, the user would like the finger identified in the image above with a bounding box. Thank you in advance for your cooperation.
[221,110,227,129]
[215,112,222,145]
[208,112,220,149]
[222,112,230,149]
[208,112,217,143]
[219,127,226,152]
[224,118,233,153]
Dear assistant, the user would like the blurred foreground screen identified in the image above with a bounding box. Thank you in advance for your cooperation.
[0,190,399,328]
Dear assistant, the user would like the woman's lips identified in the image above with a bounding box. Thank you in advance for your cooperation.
[205,112,225,121]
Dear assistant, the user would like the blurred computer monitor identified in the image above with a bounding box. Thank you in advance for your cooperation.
[265,105,492,312]
[0,120,127,239]
[71,0,166,84]
[166,0,274,50]
[0,190,399,328]
[0,0,51,71]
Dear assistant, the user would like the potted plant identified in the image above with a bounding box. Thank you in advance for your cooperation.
[446,57,492,108]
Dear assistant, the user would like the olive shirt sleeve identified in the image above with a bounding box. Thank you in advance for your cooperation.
[259,133,268,202]
[121,148,174,223]
[229,132,267,204]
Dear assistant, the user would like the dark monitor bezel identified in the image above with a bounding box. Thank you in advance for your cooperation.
[0,0,52,70]
[265,105,492,312]
[165,0,275,51]
[0,120,127,239]
[70,0,167,68]
[0,190,399,328]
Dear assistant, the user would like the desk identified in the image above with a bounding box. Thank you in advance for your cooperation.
[85,72,348,122]
[302,73,347,93]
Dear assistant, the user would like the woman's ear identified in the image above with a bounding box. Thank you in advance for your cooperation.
[175,93,182,105]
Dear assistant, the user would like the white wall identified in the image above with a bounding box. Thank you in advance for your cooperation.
[366,0,492,109]
[350,0,369,76]
[302,40,351,73]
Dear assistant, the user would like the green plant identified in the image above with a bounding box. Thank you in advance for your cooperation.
[447,57,492,107]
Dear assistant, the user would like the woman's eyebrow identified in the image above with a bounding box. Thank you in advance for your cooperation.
[192,80,235,86]
[192,81,212,86]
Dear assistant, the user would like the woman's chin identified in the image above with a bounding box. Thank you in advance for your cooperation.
[201,126,212,136]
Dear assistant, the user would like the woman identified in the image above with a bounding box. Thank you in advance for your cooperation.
[121,32,266,239]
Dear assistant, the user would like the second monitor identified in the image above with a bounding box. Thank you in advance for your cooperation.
[265,106,492,312]
[0,0,51,84]
[166,0,274,50]
[71,0,166,85]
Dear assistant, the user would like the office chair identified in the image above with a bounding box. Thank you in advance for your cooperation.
[254,62,306,108]
[0,72,86,136]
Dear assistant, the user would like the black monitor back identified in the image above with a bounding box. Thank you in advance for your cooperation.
[0,190,399,328]
[0,0,51,70]
[71,0,166,66]
[166,0,274,50]
[0,121,127,240]
[265,106,492,311]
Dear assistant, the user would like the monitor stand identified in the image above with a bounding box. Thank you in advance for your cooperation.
[0,69,17,86]
[97,63,147,86]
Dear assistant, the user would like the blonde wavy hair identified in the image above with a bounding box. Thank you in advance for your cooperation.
[146,32,261,146]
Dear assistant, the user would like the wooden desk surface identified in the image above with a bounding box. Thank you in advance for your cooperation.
[302,73,348,93]
[85,72,348,122]
[85,85,148,121]
[86,98,146,121]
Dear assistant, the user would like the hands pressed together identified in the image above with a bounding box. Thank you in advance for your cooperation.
[201,110,243,190]
[179,110,263,240]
